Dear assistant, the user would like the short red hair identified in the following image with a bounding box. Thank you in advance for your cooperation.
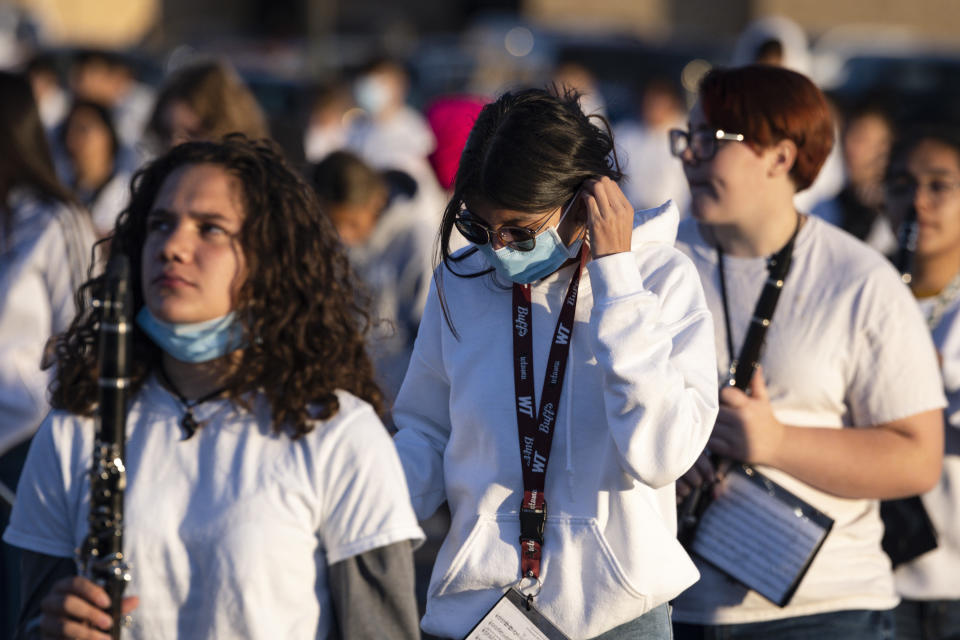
[699,65,834,191]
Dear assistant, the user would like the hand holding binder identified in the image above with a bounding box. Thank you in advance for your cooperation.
[710,367,786,466]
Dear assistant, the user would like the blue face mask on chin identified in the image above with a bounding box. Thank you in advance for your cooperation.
[477,197,584,285]
[135,307,246,363]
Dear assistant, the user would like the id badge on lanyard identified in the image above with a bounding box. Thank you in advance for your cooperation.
[469,251,585,640]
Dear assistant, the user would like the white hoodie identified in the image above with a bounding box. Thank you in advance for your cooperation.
[393,201,719,639]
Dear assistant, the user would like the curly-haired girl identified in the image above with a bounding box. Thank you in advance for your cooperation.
[4,135,423,639]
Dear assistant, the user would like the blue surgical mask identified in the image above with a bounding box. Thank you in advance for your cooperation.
[477,197,584,285]
[136,307,246,363]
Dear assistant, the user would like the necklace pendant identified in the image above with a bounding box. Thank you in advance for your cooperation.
[181,411,199,440]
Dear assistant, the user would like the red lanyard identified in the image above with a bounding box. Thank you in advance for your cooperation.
[512,251,585,580]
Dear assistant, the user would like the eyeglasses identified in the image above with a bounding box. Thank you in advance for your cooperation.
[455,209,555,252]
[887,175,960,205]
[669,128,745,162]
[455,196,577,252]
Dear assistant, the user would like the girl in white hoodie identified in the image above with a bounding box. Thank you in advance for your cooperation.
[392,87,719,639]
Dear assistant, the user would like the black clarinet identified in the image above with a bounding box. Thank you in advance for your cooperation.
[79,255,133,638]
[678,227,798,547]
[896,206,919,285]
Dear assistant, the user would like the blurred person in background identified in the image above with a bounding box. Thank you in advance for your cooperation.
[0,70,95,640]
[731,16,845,214]
[346,56,446,228]
[60,99,135,237]
[303,79,353,163]
[671,65,944,640]
[731,15,812,75]
[146,60,269,153]
[70,49,154,149]
[347,56,434,172]
[24,53,68,134]
[615,76,691,214]
[812,101,897,255]
[885,124,960,640]
[550,60,607,118]
[311,150,433,407]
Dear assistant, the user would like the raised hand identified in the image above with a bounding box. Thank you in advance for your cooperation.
[581,177,634,259]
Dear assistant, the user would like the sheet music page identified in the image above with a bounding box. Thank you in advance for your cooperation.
[465,589,571,640]
[691,467,829,605]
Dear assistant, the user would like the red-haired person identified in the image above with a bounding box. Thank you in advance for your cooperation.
[671,65,946,638]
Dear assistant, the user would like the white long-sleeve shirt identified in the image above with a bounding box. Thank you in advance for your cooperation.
[895,291,960,600]
[393,201,719,639]
[0,191,94,456]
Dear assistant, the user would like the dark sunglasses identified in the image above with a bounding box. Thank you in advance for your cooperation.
[455,206,564,252]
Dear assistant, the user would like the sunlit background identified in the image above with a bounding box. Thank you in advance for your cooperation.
[3,0,960,161]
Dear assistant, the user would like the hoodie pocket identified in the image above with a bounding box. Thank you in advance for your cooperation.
[431,512,648,611]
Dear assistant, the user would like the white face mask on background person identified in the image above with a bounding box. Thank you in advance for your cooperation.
[354,75,393,117]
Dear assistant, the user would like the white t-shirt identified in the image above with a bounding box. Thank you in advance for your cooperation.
[673,215,946,624]
[894,292,960,600]
[4,377,424,639]
[0,191,94,456]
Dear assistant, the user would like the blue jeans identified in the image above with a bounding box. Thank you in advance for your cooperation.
[672,609,894,640]
[590,604,672,639]
[894,598,960,640]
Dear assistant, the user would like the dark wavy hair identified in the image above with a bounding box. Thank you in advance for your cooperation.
[51,135,382,435]
[436,87,623,333]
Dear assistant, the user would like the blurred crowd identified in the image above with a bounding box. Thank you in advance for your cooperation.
[1,13,934,406]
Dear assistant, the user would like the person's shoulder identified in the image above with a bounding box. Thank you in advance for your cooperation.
[16,194,96,252]
[306,391,391,446]
[805,215,896,278]
[631,199,679,247]
[7,191,64,237]
[32,408,95,457]
[629,202,701,271]
[804,217,914,316]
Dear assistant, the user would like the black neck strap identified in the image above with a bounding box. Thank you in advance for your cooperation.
[717,214,801,391]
